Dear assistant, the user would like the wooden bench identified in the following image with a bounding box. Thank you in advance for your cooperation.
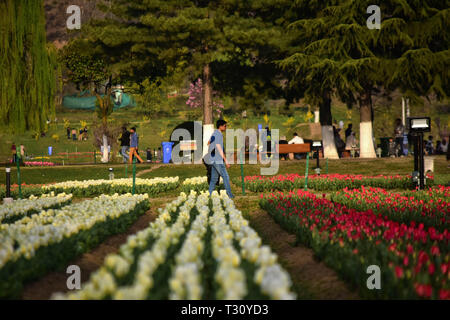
[277,143,311,154]
[229,143,312,162]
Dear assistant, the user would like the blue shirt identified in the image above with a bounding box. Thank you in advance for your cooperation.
[130,132,139,148]
[208,129,224,163]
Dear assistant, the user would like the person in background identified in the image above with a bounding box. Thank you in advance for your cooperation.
[265,126,272,159]
[441,138,448,154]
[345,124,353,141]
[345,132,358,150]
[279,136,289,160]
[207,119,234,199]
[11,143,17,163]
[394,118,405,156]
[333,126,345,157]
[425,135,434,155]
[83,127,88,140]
[435,140,443,155]
[129,127,144,164]
[20,144,25,159]
[67,127,71,140]
[71,129,77,141]
[288,132,304,160]
[119,126,130,163]
[78,128,84,141]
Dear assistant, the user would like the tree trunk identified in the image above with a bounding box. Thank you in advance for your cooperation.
[203,64,213,125]
[320,92,339,159]
[202,64,214,156]
[101,134,109,163]
[359,90,377,158]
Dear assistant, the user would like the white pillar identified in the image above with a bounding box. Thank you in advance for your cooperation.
[314,110,320,123]
[402,97,406,126]
[203,124,214,157]
[322,125,339,159]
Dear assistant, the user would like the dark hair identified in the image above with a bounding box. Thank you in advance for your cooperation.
[293,133,298,136]
[216,119,227,128]
[428,135,433,140]
[348,124,353,128]
[131,127,136,132]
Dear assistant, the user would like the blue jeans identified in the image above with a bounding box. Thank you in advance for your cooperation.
[121,146,130,163]
[209,163,234,198]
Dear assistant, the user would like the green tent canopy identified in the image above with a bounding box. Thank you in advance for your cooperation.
[62,91,136,110]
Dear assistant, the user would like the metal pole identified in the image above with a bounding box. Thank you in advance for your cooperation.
[6,168,11,198]
[304,152,310,191]
[16,156,22,199]
[326,158,328,174]
[413,135,419,172]
[132,157,136,195]
[316,150,320,171]
[240,150,246,195]
[419,132,425,190]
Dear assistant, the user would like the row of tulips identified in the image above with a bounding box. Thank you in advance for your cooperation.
[0,184,46,200]
[235,174,434,192]
[0,192,72,224]
[0,193,150,299]
[53,191,295,300]
[181,176,223,193]
[330,186,449,231]
[42,177,180,197]
[259,190,449,299]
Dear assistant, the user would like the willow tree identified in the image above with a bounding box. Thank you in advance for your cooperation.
[0,0,59,134]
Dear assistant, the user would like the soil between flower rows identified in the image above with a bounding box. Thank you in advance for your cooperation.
[21,197,176,300]
[20,194,359,300]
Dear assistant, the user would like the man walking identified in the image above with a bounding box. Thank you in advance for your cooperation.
[207,120,234,198]
[119,126,130,163]
[129,127,144,164]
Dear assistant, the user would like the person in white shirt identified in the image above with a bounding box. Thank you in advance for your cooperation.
[288,133,304,145]
[288,133,304,160]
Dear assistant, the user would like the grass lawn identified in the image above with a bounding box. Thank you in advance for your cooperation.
[1,156,448,186]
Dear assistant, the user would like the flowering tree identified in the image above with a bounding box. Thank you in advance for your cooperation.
[186,79,224,119]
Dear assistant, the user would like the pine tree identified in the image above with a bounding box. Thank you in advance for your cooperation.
[281,0,449,159]
[0,0,59,134]
[85,0,286,153]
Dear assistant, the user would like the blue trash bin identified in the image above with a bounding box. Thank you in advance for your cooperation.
[162,142,174,164]
[48,146,53,156]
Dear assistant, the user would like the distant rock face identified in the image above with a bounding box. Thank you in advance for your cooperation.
[44,0,102,48]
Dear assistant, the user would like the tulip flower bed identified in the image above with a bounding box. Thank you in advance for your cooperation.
[42,177,180,197]
[53,191,296,300]
[260,190,449,299]
[0,193,150,299]
[181,176,223,193]
[236,174,434,192]
[330,187,450,232]
[24,161,56,167]
[0,192,72,224]
[0,184,46,200]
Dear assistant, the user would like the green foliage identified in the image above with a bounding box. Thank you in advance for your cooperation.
[0,0,59,133]
[60,41,108,91]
